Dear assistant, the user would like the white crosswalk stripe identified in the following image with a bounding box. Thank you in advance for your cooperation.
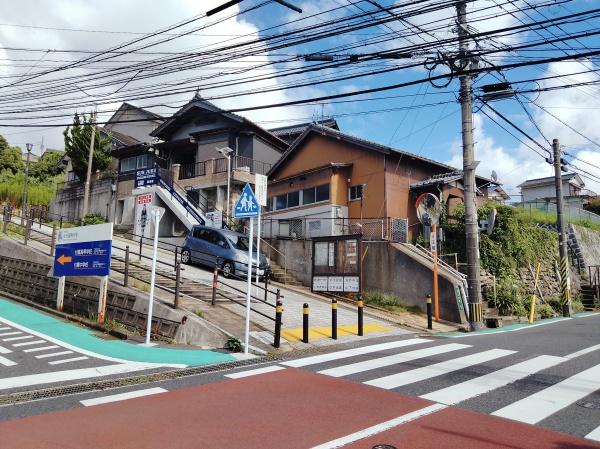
[491,363,600,424]
[421,355,566,405]
[318,343,470,377]
[49,356,89,365]
[365,349,516,389]
[586,425,600,442]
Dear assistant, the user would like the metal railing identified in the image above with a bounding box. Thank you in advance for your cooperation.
[589,265,600,300]
[179,156,272,180]
[515,200,600,224]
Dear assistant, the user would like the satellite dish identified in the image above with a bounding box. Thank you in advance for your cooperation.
[415,193,441,227]
[491,170,498,183]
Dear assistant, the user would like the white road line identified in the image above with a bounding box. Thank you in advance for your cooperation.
[23,345,60,353]
[12,340,47,347]
[445,318,572,338]
[365,349,516,390]
[492,363,600,424]
[564,344,600,360]
[35,351,74,359]
[0,327,11,331]
[80,387,167,407]
[0,332,22,337]
[586,425,600,442]
[318,343,470,378]
[0,345,12,354]
[49,356,89,365]
[282,338,431,368]
[421,355,566,405]
[225,365,285,379]
[0,363,164,390]
[2,335,34,342]
[577,312,600,318]
[0,355,17,367]
[0,316,185,368]
[310,403,447,449]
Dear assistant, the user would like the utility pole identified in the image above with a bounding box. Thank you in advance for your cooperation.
[82,112,96,220]
[552,138,571,317]
[457,1,483,330]
[21,143,33,225]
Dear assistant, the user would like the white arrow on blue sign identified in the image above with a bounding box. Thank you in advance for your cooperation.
[234,183,259,218]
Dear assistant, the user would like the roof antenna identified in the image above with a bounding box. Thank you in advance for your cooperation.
[193,87,202,100]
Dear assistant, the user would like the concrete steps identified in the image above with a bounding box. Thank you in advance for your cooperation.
[581,285,598,311]
[269,262,302,286]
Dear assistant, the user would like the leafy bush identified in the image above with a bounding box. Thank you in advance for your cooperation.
[489,276,527,316]
[537,303,556,319]
[83,213,106,225]
[363,291,422,314]
[572,298,585,313]
[0,170,59,206]
[226,336,242,352]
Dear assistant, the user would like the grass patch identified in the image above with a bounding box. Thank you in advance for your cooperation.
[363,291,423,314]
[0,171,61,206]
[194,309,204,318]
[131,279,150,292]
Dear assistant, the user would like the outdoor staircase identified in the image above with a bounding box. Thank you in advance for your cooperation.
[269,261,302,286]
[581,285,598,311]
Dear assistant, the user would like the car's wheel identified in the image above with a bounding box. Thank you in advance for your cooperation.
[181,249,191,265]
[222,260,234,278]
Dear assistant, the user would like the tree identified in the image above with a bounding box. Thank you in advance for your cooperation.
[63,113,111,181]
[0,134,25,174]
[30,151,66,180]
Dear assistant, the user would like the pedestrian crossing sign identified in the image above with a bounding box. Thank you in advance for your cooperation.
[234,183,259,218]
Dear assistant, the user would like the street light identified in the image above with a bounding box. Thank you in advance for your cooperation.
[21,143,33,225]
[217,147,234,220]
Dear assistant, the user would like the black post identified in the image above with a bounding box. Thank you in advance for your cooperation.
[2,207,7,234]
[264,274,269,303]
[211,259,219,306]
[174,246,178,269]
[59,216,63,229]
[302,303,309,343]
[124,245,130,287]
[174,262,181,309]
[138,235,143,261]
[332,298,338,340]
[273,300,282,348]
[426,294,433,330]
[357,294,364,336]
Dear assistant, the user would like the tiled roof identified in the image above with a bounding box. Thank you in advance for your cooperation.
[518,173,581,189]
[410,170,464,188]
[269,118,338,137]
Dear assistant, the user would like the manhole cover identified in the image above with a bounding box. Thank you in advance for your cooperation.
[372,446,397,449]
[577,401,600,409]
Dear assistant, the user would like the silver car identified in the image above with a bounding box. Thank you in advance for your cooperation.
[181,225,270,279]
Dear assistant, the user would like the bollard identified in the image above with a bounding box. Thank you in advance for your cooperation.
[59,216,63,229]
[174,262,181,309]
[2,207,7,234]
[174,246,178,268]
[138,235,143,261]
[357,294,364,336]
[426,294,433,330]
[332,298,338,340]
[264,273,269,303]
[211,260,219,306]
[302,303,309,343]
[124,245,130,287]
[273,300,282,348]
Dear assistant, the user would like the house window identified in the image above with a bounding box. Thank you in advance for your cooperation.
[302,187,315,205]
[287,191,300,208]
[120,154,149,173]
[275,194,287,211]
[349,184,364,201]
[315,184,330,202]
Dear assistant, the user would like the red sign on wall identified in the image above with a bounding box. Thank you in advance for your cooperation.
[137,193,153,205]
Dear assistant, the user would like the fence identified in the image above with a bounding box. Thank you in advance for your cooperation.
[256,216,409,242]
[515,200,600,224]
[179,156,272,180]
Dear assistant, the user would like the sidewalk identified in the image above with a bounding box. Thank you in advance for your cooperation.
[0,297,237,367]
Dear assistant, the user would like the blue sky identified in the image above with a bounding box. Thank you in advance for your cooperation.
[1,0,599,196]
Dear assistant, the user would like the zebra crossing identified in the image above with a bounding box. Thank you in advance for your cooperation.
[228,337,600,442]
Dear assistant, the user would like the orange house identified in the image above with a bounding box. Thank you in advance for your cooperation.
[263,124,493,241]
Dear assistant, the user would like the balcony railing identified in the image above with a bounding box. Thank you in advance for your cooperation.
[179,156,272,180]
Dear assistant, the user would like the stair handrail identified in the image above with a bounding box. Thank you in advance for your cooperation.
[157,169,205,225]
[413,243,467,279]
[259,236,287,277]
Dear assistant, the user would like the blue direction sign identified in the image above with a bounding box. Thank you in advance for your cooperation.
[234,183,259,218]
[53,223,113,277]
[135,167,158,188]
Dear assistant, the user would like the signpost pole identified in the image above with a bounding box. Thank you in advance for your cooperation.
[98,275,108,325]
[431,223,439,321]
[145,208,162,345]
[56,276,65,312]
[255,205,261,294]
[244,217,254,355]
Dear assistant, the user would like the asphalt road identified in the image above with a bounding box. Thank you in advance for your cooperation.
[1,312,599,448]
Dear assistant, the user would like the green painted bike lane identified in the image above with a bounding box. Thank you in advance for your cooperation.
[0,298,236,367]
[438,312,599,338]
